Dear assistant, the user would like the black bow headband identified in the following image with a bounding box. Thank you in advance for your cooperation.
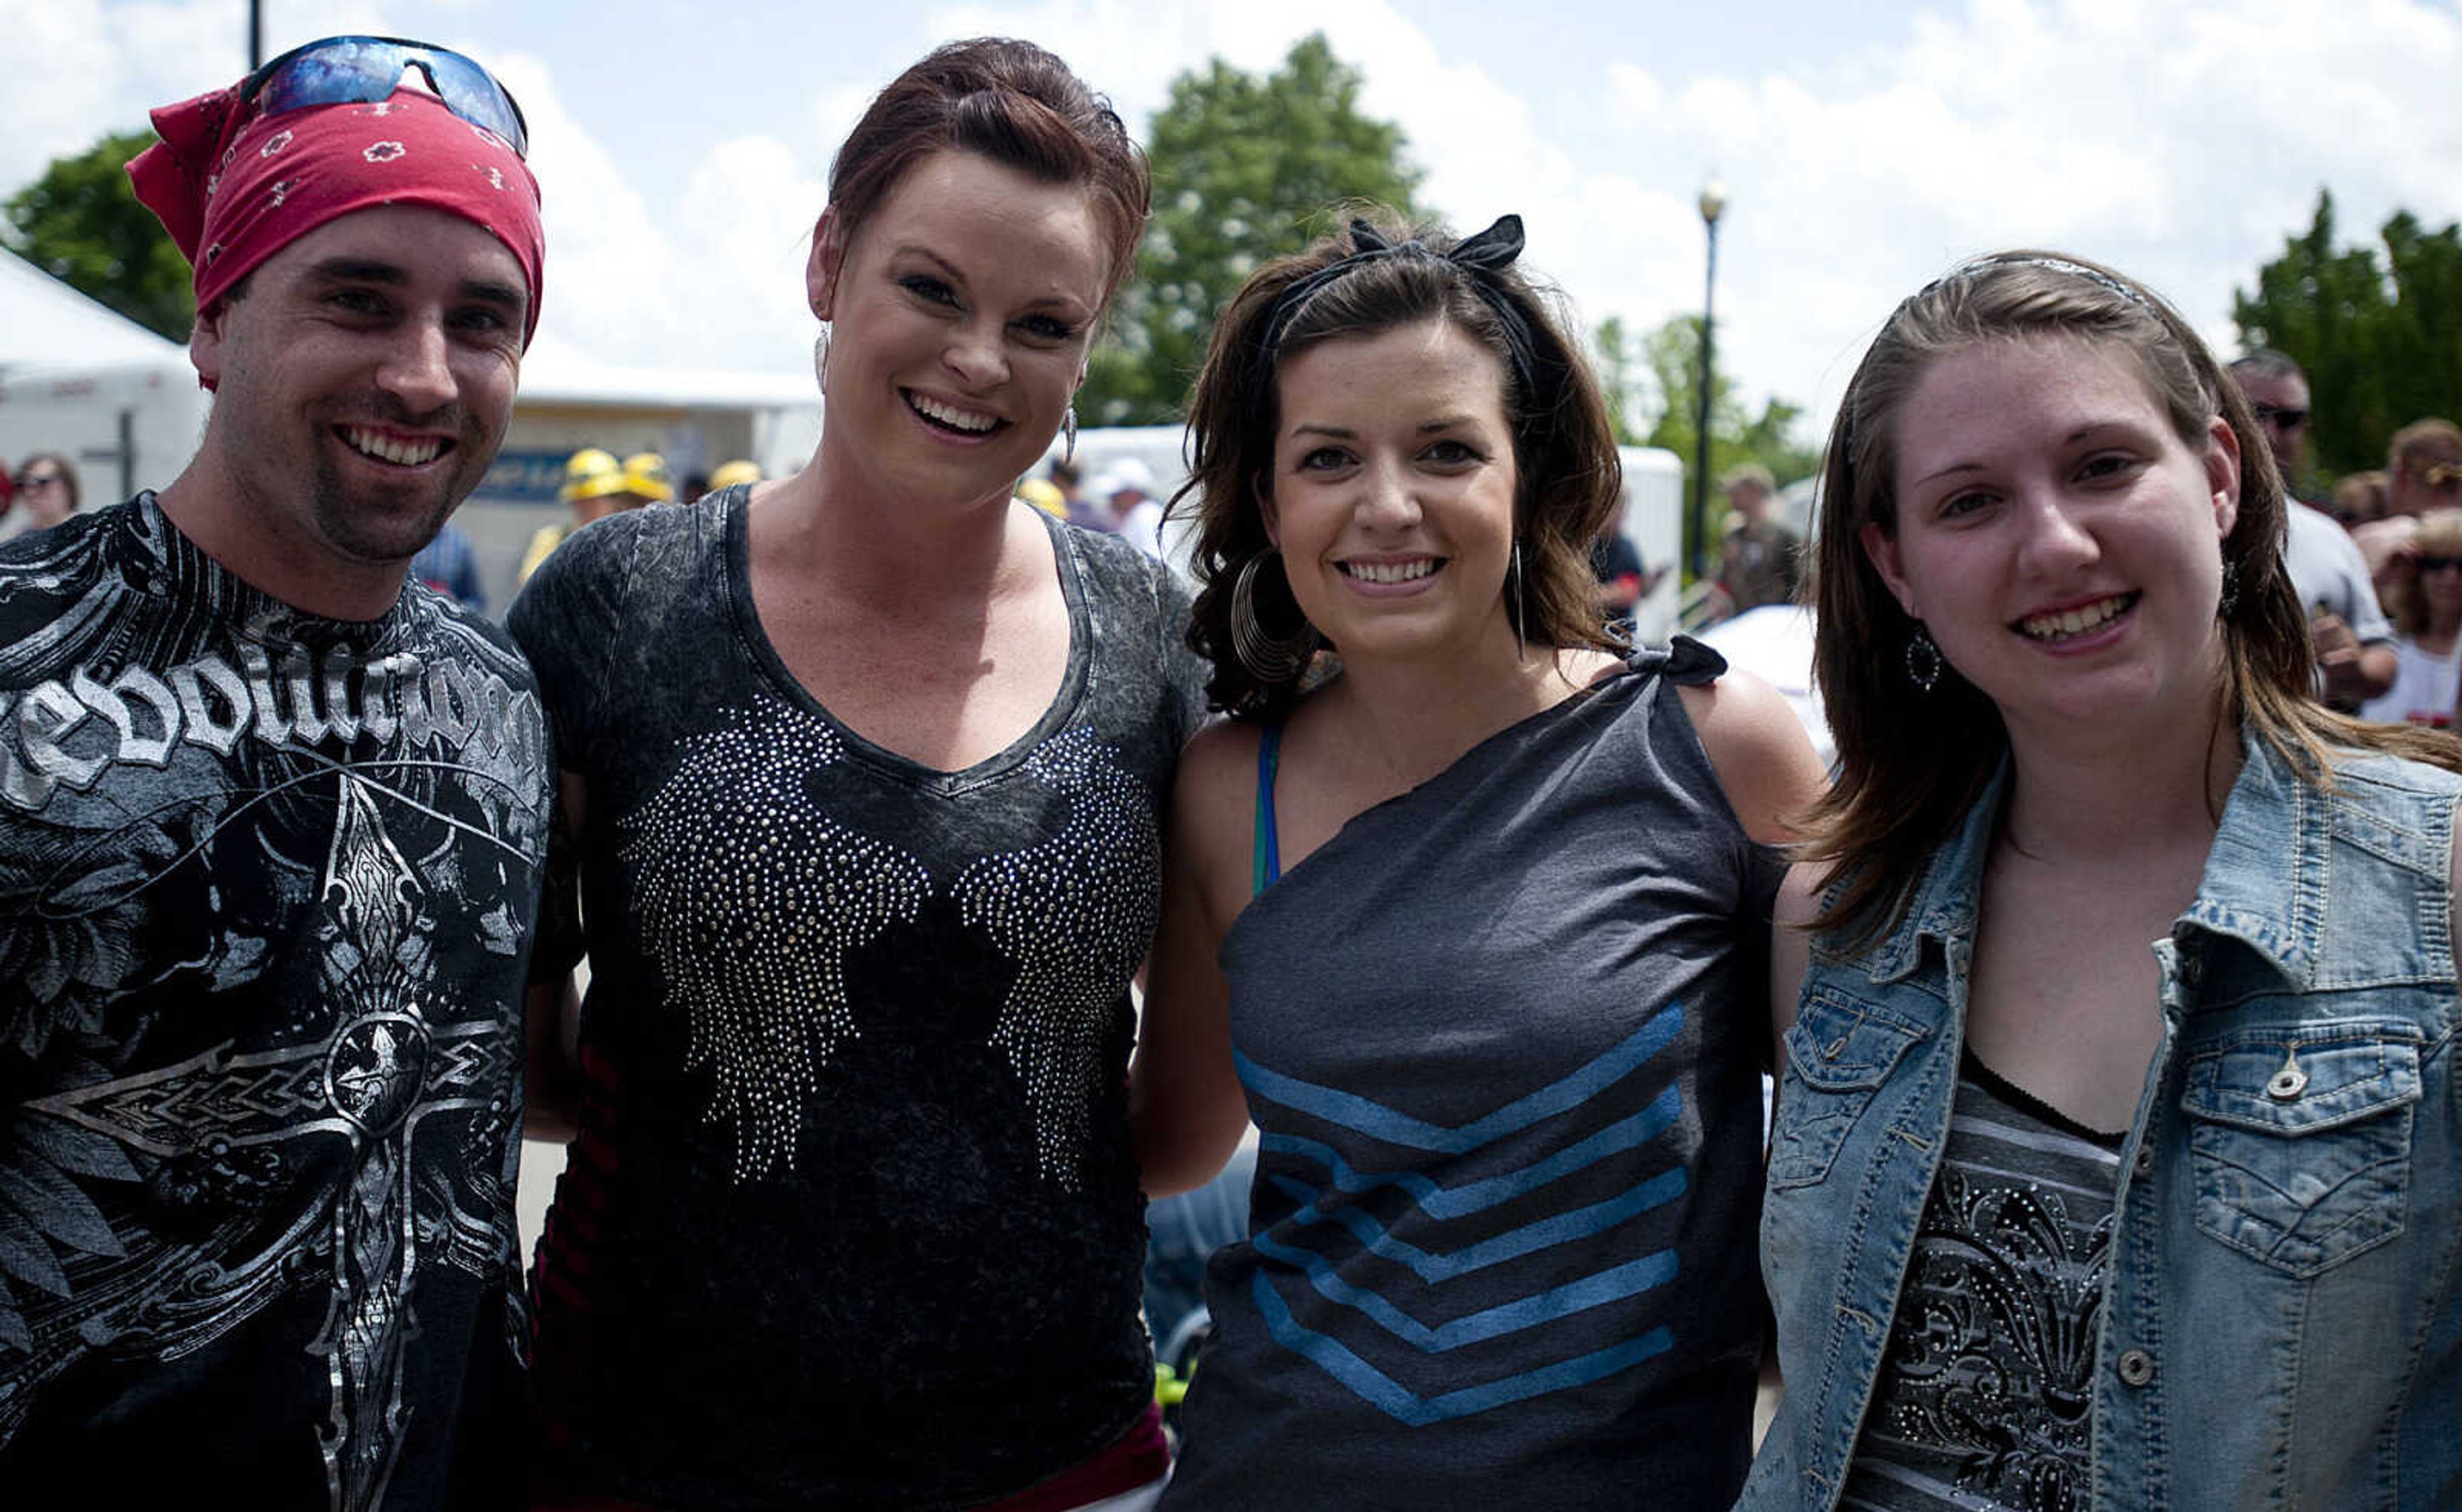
[1246,214,1543,404]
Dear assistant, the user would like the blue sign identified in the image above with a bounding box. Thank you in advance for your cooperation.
[478,449,573,506]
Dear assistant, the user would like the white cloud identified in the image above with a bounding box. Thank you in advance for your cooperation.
[1588,0,2462,435]
[12,0,2461,443]
[0,1,120,194]
[485,52,689,365]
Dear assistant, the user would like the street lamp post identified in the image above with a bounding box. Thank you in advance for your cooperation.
[1689,180,1727,585]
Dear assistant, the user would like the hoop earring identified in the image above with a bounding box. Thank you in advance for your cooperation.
[1062,404,1078,467]
[1905,623,1943,693]
[2217,552,2240,619]
[813,328,830,391]
[1231,552,1315,684]
[1508,540,1528,659]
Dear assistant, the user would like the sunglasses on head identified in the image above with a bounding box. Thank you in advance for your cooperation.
[240,35,527,158]
[2251,404,2308,432]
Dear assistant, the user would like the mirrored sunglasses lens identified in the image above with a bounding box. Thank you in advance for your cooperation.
[255,39,399,114]
[416,49,524,146]
[251,39,524,156]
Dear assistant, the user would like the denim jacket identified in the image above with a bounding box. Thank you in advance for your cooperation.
[1745,733,2461,1511]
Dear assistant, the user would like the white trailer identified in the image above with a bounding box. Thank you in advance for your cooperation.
[0,250,210,504]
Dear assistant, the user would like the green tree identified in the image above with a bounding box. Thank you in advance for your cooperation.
[1624,315,1817,578]
[2234,191,2462,479]
[1590,315,1649,446]
[4,129,193,342]
[1078,34,1422,426]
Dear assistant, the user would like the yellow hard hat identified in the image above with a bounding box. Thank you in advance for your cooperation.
[1016,478,1067,518]
[560,447,626,503]
[620,452,674,503]
[708,460,762,492]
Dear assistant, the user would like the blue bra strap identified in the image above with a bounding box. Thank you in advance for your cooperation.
[1252,722,1284,895]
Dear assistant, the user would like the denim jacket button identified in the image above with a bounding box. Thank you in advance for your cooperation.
[2133,1143,2156,1178]
[2117,1349,2156,1388]
[2265,1049,2309,1101]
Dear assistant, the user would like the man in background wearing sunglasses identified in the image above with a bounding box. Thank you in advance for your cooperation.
[0,38,551,1511]
[2230,351,2397,712]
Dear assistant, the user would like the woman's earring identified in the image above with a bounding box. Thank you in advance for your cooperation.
[2217,553,2240,619]
[813,328,830,391]
[1509,540,1528,659]
[1231,552,1316,683]
[1905,622,1943,693]
[1062,404,1078,467]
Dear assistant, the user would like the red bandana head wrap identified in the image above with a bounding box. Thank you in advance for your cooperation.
[128,83,544,347]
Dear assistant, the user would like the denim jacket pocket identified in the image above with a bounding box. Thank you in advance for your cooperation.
[2179,1022,2423,1277]
[1768,990,1930,1191]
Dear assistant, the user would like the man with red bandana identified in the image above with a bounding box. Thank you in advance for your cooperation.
[0,39,551,1511]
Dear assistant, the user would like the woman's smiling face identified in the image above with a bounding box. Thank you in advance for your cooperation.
[808,149,1109,510]
[1264,318,1522,668]
[1864,333,2241,741]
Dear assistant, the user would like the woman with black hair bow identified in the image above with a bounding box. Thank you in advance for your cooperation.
[1130,210,1823,1507]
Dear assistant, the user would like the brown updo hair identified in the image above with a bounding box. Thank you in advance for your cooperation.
[1175,208,1622,720]
[821,38,1149,306]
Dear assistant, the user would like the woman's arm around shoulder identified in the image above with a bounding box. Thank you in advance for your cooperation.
[1130,717,1265,1198]
[1675,667,1830,847]
[1769,861,1827,1062]
[524,768,589,1142]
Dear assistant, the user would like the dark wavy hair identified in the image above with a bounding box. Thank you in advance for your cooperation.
[1802,249,2462,949]
[820,38,1150,306]
[1173,208,1621,719]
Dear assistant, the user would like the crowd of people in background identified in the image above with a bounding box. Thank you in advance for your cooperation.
[0,27,2456,1512]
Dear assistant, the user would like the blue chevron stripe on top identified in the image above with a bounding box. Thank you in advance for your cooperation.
[1251,1270,1678,1427]
[1260,1165,1689,1282]
[1251,1233,1681,1351]
[1260,1081,1686,1220]
[1231,1000,1686,1153]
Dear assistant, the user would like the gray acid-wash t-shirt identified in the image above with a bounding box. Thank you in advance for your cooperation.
[509,490,1207,1509]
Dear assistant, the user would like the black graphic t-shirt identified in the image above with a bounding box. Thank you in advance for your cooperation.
[0,496,555,1511]
[509,490,1208,1509]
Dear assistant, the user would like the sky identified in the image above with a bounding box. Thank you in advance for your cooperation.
[10,0,2462,444]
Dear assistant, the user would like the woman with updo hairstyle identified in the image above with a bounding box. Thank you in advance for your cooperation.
[510,39,1205,1510]
[1130,210,1825,1506]
[1745,252,2462,1511]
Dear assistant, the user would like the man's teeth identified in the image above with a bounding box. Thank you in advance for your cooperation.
[1344,559,1439,584]
[910,394,998,433]
[2020,595,2130,640]
[343,427,444,465]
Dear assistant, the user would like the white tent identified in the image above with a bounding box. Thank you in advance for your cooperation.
[0,254,825,606]
[0,248,208,501]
